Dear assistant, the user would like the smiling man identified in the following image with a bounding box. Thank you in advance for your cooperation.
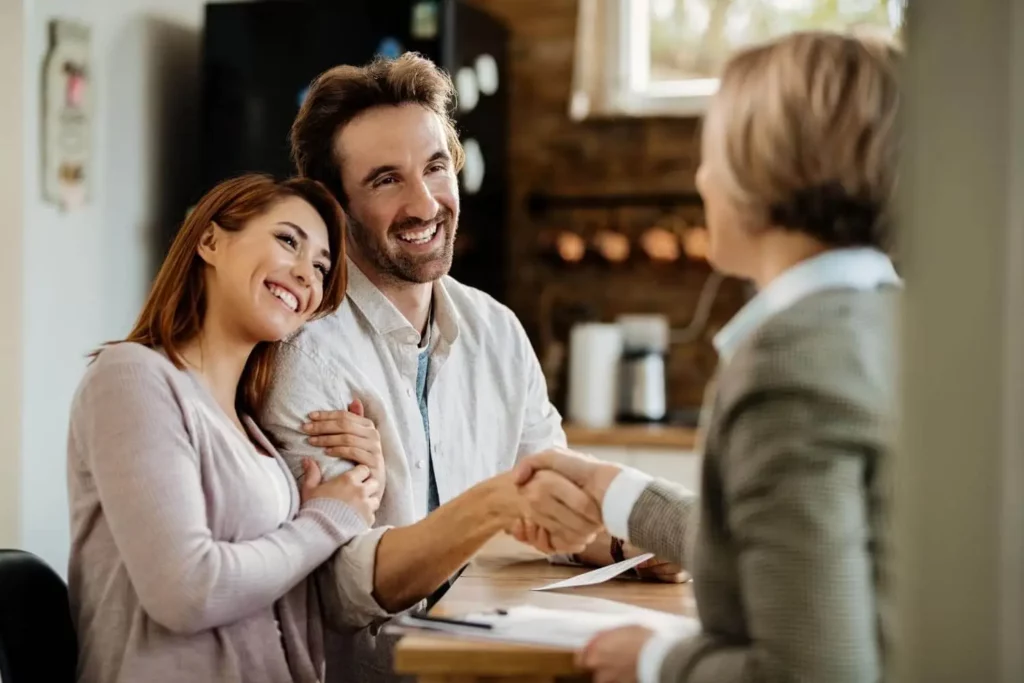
[257,53,609,683]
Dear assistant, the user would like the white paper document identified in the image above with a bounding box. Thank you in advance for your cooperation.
[387,603,699,650]
[530,553,655,591]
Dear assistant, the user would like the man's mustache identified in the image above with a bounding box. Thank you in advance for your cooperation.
[388,207,454,235]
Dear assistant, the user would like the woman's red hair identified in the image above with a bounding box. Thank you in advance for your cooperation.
[94,173,347,415]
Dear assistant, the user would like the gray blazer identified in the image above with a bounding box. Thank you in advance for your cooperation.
[629,286,896,683]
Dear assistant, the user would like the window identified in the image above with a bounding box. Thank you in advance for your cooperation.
[570,0,906,119]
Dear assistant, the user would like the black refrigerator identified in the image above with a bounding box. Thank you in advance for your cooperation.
[200,0,509,302]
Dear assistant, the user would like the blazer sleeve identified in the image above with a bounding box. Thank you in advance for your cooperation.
[655,387,882,683]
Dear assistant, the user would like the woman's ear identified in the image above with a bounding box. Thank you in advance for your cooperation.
[196,221,219,265]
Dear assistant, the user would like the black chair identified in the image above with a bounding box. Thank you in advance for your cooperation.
[0,549,77,683]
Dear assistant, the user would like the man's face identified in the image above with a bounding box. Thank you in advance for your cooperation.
[335,103,460,285]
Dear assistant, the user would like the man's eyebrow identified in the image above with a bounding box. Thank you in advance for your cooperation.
[361,165,399,185]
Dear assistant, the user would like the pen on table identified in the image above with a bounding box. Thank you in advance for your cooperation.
[408,613,494,630]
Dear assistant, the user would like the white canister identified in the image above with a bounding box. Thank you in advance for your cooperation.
[566,322,623,428]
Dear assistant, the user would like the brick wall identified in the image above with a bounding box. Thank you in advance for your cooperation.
[466,0,746,412]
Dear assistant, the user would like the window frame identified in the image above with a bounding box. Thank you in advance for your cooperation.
[610,0,718,117]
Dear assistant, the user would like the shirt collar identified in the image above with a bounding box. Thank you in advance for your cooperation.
[344,257,460,347]
[713,247,901,363]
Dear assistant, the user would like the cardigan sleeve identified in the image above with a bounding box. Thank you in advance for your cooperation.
[74,348,367,635]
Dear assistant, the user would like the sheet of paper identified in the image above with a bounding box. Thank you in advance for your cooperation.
[530,553,655,591]
[387,604,699,650]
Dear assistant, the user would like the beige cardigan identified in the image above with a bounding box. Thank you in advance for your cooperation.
[66,343,368,683]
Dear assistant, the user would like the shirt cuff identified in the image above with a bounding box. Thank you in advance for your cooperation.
[327,526,396,626]
[637,631,684,683]
[602,467,654,542]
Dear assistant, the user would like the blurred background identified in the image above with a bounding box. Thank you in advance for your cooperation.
[0,3,1021,680]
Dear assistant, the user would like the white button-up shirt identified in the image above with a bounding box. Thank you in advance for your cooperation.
[260,258,566,629]
[600,247,901,683]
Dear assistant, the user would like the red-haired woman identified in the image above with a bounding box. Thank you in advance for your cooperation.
[67,174,382,683]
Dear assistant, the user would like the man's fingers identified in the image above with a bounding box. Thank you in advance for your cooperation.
[529,521,557,554]
[516,449,597,489]
[547,531,589,554]
[536,471,602,525]
[515,450,565,483]
[523,474,603,539]
[508,518,527,542]
[512,459,540,485]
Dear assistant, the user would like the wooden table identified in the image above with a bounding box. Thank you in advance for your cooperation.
[393,536,696,683]
[563,423,698,450]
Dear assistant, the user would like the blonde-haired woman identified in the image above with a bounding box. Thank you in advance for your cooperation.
[515,31,901,683]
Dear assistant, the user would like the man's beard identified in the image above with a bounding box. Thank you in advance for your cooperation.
[347,207,457,285]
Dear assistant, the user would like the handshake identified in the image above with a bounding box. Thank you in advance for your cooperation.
[507,447,620,555]
[507,447,684,583]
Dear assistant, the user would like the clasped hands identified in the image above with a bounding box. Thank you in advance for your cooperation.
[509,447,684,584]
[507,447,617,554]
[509,448,684,683]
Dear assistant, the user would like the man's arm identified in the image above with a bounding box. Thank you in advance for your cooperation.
[262,342,599,624]
[369,473,520,612]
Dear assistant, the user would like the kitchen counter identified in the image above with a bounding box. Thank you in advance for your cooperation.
[563,423,698,450]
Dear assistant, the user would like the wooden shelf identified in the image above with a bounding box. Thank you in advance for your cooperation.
[564,423,698,450]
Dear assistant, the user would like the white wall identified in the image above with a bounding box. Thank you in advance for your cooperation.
[0,0,26,549]
[17,0,203,571]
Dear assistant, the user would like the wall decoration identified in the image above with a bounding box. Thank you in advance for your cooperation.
[460,138,484,195]
[474,54,499,96]
[455,67,479,112]
[410,1,438,40]
[376,36,404,60]
[42,19,92,210]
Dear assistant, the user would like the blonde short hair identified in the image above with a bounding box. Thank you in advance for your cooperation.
[702,31,901,248]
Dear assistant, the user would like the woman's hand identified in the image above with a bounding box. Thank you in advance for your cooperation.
[577,625,655,683]
[624,541,689,583]
[302,398,385,497]
[299,459,380,524]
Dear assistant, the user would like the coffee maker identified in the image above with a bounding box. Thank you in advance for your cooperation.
[616,315,669,423]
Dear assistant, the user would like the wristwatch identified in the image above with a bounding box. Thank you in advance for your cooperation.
[610,536,627,564]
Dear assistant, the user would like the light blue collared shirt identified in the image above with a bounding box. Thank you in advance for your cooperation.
[713,247,902,364]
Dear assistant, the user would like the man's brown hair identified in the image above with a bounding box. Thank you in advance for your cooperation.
[290,52,465,205]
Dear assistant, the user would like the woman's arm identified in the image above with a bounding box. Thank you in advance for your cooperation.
[74,354,368,635]
[654,389,883,683]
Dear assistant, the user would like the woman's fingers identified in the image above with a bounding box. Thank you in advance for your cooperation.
[302,410,376,436]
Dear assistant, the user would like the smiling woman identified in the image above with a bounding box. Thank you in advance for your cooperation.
[68,174,386,683]
[99,173,347,415]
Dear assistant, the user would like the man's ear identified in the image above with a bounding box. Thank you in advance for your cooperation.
[196,221,219,265]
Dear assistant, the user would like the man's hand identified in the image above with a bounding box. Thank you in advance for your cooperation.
[514,447,622,507]
[517,469,603,552]
[577,625,655,683]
